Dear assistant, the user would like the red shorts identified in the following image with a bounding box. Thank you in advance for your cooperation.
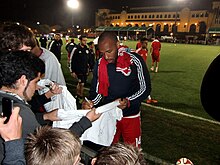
[112,115,141,148]
[152,53,160,62]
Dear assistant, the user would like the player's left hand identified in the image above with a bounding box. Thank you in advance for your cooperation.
[117,98,128,110]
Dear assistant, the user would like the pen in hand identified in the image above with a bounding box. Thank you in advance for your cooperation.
[84,97,93,109]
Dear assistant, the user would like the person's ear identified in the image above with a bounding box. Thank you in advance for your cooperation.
[20,75,28,87]
[91,158,97,165]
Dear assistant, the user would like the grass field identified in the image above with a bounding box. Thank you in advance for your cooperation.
[59,39,220,164]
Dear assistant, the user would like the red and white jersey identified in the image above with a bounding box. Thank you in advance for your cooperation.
[136,42,142,50]
[151,39,161,56]
[136,48,148,62]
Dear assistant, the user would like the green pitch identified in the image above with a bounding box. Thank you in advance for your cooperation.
[60,39,220,164]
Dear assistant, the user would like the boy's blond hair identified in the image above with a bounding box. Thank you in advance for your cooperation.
[25,126,81,165]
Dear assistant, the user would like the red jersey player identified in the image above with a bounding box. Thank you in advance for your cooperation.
[150,37,161,73]
[136,37,158,104]
[136,37,148,62]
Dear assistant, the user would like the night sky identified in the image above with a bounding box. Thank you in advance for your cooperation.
[0,0,213,28]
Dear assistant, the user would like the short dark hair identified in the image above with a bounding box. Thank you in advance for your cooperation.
[0,51,39,88]
[140,37,148,43]
[0,24,36,52]
[98,32,118,45]
[79,35,87,41]
[87,41,94,46]
[29,54,45,75]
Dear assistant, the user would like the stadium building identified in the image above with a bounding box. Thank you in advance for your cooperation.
[95,0,220,43]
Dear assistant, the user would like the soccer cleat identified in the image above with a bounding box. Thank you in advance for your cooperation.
[155,67,158,73]
[151,99,158,103]
[150,67,154,71]
[146,99,158,104]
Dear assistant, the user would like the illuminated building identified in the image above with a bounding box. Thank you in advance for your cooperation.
[95,1,220,36]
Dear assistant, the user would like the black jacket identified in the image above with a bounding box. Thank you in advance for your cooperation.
[89,51,151,117]
[70,44,91,75]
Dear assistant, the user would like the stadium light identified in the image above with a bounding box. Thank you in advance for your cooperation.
[67,0,79,9]
[67,0,79,28]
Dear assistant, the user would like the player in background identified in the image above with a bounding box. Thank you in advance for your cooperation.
[136,38,158,104]
[150,37,161,73]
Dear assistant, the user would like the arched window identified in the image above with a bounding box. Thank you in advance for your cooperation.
[189,24,196,34]
[156,24,161,35]
[172,24,177,33]
[199,21,206,34]
[163,24,169,34]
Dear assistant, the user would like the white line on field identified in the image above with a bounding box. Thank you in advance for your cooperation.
[142,102,220,125]
[67,83,220,126]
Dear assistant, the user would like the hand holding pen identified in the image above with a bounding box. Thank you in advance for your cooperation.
[82,97,94,109]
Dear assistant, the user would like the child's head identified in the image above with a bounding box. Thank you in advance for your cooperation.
[25,126,81,165]
[92,143,147,165]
